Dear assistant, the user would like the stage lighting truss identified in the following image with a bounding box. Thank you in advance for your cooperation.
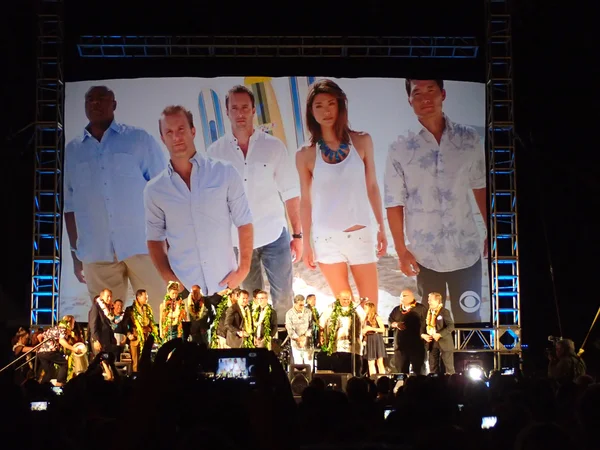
[76,35,479,59]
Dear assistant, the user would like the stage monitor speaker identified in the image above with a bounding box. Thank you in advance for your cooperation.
[289,364,312,396]
[313,373,352,392]
[114,361,132,377]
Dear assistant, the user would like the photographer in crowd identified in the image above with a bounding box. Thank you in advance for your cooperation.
[548,338,586,385]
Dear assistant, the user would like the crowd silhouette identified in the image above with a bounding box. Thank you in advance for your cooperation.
[1,335,598,450]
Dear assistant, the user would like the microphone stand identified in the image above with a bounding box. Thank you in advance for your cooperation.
[351,308,356,377]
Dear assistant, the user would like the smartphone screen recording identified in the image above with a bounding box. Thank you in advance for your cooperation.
[30,401,48,411]
[481,416,497,429]
[216,357,250,379]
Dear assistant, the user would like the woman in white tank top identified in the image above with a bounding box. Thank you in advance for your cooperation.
[296,79,387,307]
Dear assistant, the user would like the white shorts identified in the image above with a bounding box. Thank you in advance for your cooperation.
[313,227,377,266]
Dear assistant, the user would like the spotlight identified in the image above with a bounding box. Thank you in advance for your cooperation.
[463,360,487,381]
[467,366,484,381]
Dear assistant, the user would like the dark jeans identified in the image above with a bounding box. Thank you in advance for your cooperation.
[241,227,293,320]
[38,351,68,384]
[428,342,455,374]
[417,258,483,323]
[394,346,426,375]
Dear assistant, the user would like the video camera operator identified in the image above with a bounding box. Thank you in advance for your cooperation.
[547,338,586,384]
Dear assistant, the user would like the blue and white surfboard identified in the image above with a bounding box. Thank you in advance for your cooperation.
[198,89,225,151]
[289,76,316,148]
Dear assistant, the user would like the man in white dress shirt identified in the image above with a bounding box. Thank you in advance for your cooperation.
[64,85,167,312]
[385,79,487,323]
[144,105,253,296]
[207,85,302,321]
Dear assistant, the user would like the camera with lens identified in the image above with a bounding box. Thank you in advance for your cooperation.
[546,336,561,358]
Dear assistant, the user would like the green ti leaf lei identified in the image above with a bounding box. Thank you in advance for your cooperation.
[210,291,232,349]
[252,304,273,350]
[242,304,255,348]
[309,305,321,349]
[310,305,321,324]
[322,299,356,356]
[132,301,160,348]
[161,294,186,340]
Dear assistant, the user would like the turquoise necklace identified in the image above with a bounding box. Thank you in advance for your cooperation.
[318,139,349,163]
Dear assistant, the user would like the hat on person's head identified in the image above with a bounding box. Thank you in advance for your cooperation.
[15,328,29,338]
[167,281,180,291]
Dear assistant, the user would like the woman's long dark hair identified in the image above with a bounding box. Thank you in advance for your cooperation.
[305,79,351,146]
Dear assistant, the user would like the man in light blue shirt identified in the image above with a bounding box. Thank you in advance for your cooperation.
[385,79,487,323]
[143,105,253,296]
[64,86,167,313]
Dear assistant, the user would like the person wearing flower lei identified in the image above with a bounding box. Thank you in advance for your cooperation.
[224,290,246,348]
[319,290,366,363]
[209,288,234,349]
[37,315,84,386]
[423,292,455,375]
[159,281,187,342]
[89,289,118,356]
[306,294,322,350]
[252,290,278,350]
[388,289,428,375]
[125,288,159,372]
[185,285,214,347]
[110,299,128,361]
[237,289,254,348]
[65,318,87,381]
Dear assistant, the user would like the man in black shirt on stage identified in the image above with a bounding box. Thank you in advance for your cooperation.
[388,289,427,374]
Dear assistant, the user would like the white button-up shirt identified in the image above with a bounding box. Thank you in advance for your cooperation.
[207,130,299,248]
[384,114,486,272]
[64,121,166,263]
[143,152,252,294]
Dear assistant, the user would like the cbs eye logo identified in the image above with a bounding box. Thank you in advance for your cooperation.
[459,291,481,313]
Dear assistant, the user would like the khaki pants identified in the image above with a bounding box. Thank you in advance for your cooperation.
[82,254,165,312]
[129,339,140,373]
[217,336,229,349]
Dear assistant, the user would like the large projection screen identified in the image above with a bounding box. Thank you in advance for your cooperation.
[60,76,488,324]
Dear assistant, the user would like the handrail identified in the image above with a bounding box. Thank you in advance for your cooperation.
[0,338,50,375]
[14,355,36,372]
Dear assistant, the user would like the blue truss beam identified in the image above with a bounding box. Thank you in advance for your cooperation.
[32,0,64,327]
[76,35,479,59]
[486,0,521,369]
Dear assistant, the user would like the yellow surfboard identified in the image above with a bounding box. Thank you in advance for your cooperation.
[244,76,287,145]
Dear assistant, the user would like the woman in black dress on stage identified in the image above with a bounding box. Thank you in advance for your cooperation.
[362,301,387,376]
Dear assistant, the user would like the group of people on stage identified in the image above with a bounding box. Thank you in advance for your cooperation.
[285,288,456,376]
[65,76,487,327]
[11,279,456,386]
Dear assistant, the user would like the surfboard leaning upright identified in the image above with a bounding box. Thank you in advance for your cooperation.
[244,77,287,146]
[198,88,225,151]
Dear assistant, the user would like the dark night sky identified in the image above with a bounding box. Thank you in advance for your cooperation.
[2,0,597,372]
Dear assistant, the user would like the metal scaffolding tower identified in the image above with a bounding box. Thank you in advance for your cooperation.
[486,0,522,369]
[31,0,64,327]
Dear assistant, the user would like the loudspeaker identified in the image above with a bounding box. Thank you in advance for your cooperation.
[114,361,132,377]
[289,364,312,396]
[313,373,352,392]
